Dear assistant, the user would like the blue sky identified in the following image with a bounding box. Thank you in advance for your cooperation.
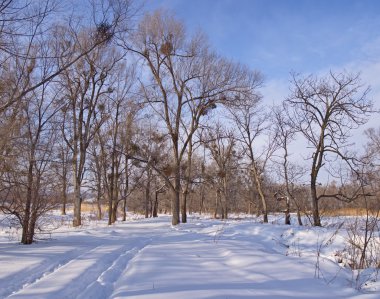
[144,0,380,104]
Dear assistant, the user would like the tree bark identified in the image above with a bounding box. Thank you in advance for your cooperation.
[222,176,229,219]
[145,173,151,218]
[310,142,323,227]
[73,178,82,227]
[172,166,181,225]
[199,187,205,215]
[251,164,268,223]
[153,190,159,217]
[111,183,119,224]
[181,192,187,223]
[21,155,34,244]
[72,139,82,227]
[122,156,129,221]
[285,197,290,225]
[61,177,67,216]
[310,180,321,226]
[61,155,68,215]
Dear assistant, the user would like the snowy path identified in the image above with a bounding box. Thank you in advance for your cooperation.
[0,216,379,299]
[0,222,158,299]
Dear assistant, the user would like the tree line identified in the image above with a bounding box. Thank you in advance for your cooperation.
[0,0,379,244]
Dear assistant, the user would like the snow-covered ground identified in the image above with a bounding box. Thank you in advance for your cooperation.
[0,212,379,299]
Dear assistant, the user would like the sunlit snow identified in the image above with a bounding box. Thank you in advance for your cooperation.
[0,213,379,299]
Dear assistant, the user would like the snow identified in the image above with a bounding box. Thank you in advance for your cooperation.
[0,213,379,299]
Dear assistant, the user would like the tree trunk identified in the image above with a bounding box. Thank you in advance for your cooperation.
[111,176,119,224]
[172,189,180,225]
[145,176,151,218]
[181,143,193,223]
[110,175,119,224]
[107,191,113,225]
[310,181,321,226]
[199,184,205,215]
[111,201,118,223]
[21,159,34,244]
[222,177,228,219]
[108,171,115,225]
[170,150,181,225]
[26,208,38,245]
[153,191,159,217]
[251,165,268,223]
[95,159,102,220]
[122,197,127,221]
[285,197,290,225]
[181,191,187,223]
[61,177,67,216]
[172,169,180,225]
[297,209,303,226]
[95,169,102,220]
[122,156,129,221]
[214,189,221,219]
[96,200,102,220]
[72,147,82,227]
[250,183,258,216]
[73,179,82,227]
[199,194,204,215]
[60,149,68,216]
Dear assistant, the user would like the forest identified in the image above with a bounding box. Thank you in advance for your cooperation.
[0,0,379,246]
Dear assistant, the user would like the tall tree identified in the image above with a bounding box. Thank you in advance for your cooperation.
[53,139,71,216]
[0,66,62,244]
[127,10,260,225]
[0,0,135,229]
[229,95,275,223]
[60,39,119,227]
[101,64,137,224]
[286,71,372,226]
[273,105,306,225]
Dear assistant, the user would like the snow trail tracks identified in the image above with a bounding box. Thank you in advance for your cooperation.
[1,217,379,299]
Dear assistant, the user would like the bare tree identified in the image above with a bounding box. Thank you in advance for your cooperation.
[180,126,206,222]
[126,10,260,225]
[0,69,61,244]
[102,64,137,224]
[272,105,308,225]
[119,111,141,221]
[0,0,135,229]
[89,137,105,219]
[153,182,167,217]
[60,38,121,226]
[134,122,171,218]
[0,0,56,114]
[203,124,238,219]
[286,71,372,226]
[229,95,276,223]
[0,1,58,176]
[0,0,133,114]
[52,140,71,216]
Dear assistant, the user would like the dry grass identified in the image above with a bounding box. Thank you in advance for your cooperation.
[321,208,380,217]
[81,202,107,213]
[65,204,379,218]
[63,203,108,213]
